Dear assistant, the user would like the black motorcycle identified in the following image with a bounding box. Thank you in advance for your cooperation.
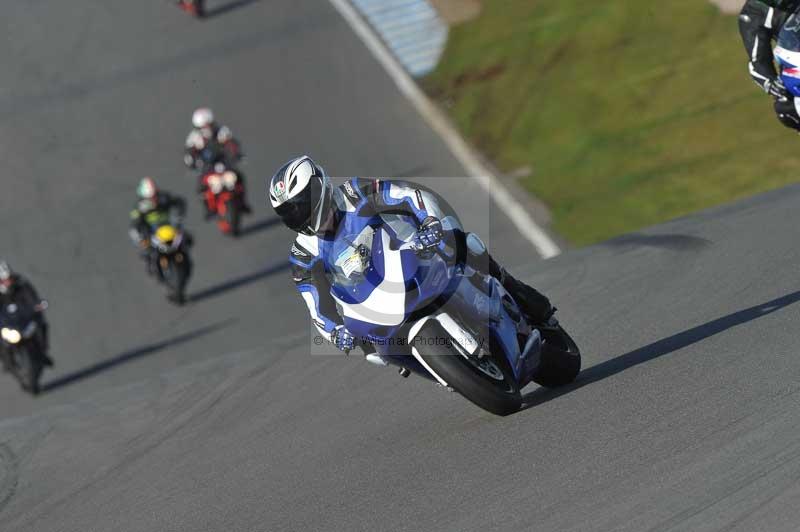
[0,301,48,394]
[150,224,192,305]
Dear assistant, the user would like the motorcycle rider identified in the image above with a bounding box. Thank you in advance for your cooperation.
[739,0,800,130]
[198,162,250,221]
[184,107,251,214]
[184,107,241,170]
[129,177,188,274]
[269,155,556,354]
[0,262,52,370]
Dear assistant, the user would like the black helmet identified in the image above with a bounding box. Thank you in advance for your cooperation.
[269,156,333,235]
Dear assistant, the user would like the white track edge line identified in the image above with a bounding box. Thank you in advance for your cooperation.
[328,0,561,259]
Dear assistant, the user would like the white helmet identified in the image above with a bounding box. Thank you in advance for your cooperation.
[192,107,214,129]
[137,177,157,200]
[136,177,158,211]
[269,156,332,236]
[217,125,233,143]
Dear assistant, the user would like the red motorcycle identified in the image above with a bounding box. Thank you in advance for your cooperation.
[177,0,205,18]
[200,167,245,236]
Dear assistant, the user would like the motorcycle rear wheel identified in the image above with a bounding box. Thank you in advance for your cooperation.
[531,324,581,388]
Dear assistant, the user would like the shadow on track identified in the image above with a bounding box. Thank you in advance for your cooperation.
[603,233,712,252]
[521,289,800,409]
[203,0,262,19]
[40,319,235,393]
[238,216,281,237]
[188,262,290,303]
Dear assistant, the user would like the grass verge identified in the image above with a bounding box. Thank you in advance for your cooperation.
[424,0,800,245]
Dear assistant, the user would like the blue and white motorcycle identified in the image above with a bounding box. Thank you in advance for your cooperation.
[327,212,581,416]
[774,13,800,97]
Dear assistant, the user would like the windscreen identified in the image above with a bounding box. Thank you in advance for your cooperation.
[779,14,800,52]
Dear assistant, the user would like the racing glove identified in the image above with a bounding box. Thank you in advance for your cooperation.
[417,216,444,251]
[765,78,789,100]
[331,325,356,353]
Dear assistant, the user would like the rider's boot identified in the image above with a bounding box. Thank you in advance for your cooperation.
[464,232,556,325]
[144,251,158,276]
[199,193,215,220]
[489,256,556,326]
[238,177,253,214]
[39,321,53,367]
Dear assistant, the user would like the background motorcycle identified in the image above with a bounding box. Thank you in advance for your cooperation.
[0,300,48,394]
[150,225,192,305]
[326,212,581,416]
[200,165,245,236]
[176,0,204,18]
[185,139,242,174]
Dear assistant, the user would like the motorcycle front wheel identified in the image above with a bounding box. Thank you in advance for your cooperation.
[414,320,521,416]
[14,345,42,395]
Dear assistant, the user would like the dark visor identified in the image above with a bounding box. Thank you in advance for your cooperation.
[275,175,323,233]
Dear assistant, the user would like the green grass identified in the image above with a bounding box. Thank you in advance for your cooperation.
[424,0,800,245]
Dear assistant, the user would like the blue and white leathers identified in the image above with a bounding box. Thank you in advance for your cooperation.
[289,178,448,342]
[289,178,543,388]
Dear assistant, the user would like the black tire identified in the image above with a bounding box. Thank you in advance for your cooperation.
[531,325,581,388]
[162,258,176,299]
[15,345,41,395]
[162,257,182,304]
[172,253,190,305]
[226,199,240,237]
[414,321,521,416]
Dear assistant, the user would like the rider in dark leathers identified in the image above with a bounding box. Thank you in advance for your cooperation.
[0,262,52,370]
[269,156,556,354]
[184,108,242,171]
[129,178,188,274]
[739,0,800,129]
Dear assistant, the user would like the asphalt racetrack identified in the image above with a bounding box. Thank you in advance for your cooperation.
[0,0,530,418]
[2,1,800,531]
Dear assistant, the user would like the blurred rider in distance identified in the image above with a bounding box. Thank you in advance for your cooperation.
[0,261,52,369]
[129,177,188,274]
[185,107,251,213]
